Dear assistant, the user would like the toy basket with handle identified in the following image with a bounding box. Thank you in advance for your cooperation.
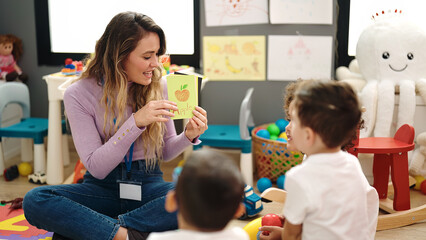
[252,124,304,182]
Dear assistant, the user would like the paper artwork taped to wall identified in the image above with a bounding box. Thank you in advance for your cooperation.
[205,0,269,27]
[269,0,333,25]
[267,35,332,81]
[203,35,266,81]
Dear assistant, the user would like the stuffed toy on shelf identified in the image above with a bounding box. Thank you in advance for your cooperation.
[335,59,366,93]
[409,131,426,177]
[0,34,28,83]
[337,11,426,138]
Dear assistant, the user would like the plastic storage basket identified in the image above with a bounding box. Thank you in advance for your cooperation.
[252,124,303,182]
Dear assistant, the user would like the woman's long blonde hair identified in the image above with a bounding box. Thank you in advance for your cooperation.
[79,12,167,168]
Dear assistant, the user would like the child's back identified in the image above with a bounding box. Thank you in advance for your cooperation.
[282,80,378,240]
[147,149,249,240]
[147,227,248,240]
[284,151,378,239]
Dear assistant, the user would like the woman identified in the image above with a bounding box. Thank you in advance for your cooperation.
[23,12,208,240]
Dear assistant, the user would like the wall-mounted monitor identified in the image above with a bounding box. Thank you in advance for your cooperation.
[34,0,200,67]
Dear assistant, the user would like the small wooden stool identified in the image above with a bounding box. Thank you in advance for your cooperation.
[350,124,415,211]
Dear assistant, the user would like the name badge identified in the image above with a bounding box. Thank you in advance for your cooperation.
[118,181,142,201]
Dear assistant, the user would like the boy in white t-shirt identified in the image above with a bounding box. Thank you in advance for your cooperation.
[260,80,379,240]
[147,149,249,240]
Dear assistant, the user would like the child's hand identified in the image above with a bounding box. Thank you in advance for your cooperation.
[258,226,283,240]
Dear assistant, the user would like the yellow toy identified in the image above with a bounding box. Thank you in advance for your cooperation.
[18,162,32,176]
[243,217,262,240]
[278,132,287,140]
[413,175,425,191]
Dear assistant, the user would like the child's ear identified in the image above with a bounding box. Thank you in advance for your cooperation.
[234,203,246,218]
[165,190,178,213]
[304,127,316,146]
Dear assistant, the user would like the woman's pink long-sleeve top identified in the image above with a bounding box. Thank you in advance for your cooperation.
[63,77,199,179]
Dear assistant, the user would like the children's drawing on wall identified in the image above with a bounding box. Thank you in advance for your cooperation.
[269,0,333,24]
[203,36,266,80]
[267,35,332,81]
[205,0,268,27]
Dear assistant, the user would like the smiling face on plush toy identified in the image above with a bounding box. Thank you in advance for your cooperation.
[356,18,426,82]
[355,17,426,138]
[0,42,13,56]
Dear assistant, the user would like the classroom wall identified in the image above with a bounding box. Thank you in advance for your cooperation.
[0,0,338,127]
[0,0,60,118]
[199,0,338,125]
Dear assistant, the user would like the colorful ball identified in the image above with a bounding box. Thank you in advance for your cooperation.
[279,132,287,140]
[414,175,425,190]
[267,124,280,136]
[256,129,270,139]
[270,135,278,141]
[18,162,33,176]
[277,175,286,190]
[257,177,272,193]
[421,180,426,195]
[275,119,289,132]
[262,213,284,227]
[253,128,265,136]
[277,138,287,143]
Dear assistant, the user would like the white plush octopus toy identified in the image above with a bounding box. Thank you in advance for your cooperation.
[338,16,426,138]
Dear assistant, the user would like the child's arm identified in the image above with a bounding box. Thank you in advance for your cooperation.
[282,221,302,240]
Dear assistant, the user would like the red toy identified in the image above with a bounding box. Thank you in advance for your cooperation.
[421,180,426,195]
[260,213,285,236]
[72,160,87,184]
[61,58,83,75]
[3,165,19,181]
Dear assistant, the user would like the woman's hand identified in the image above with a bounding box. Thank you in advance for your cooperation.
[134,100,178,128]
[185,106,208,141]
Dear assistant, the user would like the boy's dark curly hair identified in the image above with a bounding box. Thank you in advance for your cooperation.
[283,79,364,151]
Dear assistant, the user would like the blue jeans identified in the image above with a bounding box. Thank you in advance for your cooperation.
[23,160,177,240]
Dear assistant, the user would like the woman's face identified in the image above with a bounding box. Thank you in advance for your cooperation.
[124,32,160,85]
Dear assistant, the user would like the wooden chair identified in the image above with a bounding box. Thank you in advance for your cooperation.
[349,124,426,230]
[350,124,415,211]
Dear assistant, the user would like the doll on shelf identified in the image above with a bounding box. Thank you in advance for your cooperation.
[0,34,28,83]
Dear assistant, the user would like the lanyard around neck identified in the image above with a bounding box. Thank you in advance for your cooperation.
[124,142,135,179]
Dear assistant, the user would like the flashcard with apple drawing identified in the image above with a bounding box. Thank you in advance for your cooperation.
[167,74,198,119]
